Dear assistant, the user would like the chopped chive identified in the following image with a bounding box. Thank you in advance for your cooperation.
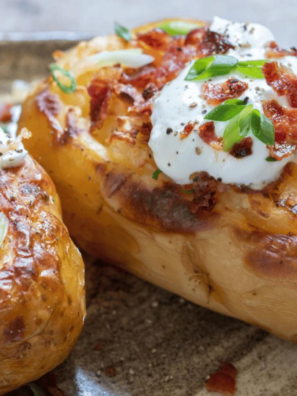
[266,157,277,162]
[114,22,132,42]
[152,168,162,180]
[49,64,76,94]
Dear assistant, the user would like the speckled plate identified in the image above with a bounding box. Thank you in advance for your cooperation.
[1,35,297,396]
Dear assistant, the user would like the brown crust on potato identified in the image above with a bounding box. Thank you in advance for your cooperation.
[0,156,85,394]
[236,227,297,282]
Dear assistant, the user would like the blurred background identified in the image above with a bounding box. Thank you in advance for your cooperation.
[1,0,297,47]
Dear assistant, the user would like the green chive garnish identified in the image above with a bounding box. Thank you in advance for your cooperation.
[204,99,246,121]
[114,22,132,42]
[185,55,269,81]
[266,157,277,162]
[49,64,76,94]
[152,168,162,180]
[223,104,253,151]
[159,20,201,36]
[251,109,275,146]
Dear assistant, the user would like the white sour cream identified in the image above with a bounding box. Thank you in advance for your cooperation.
[149,17,297,189]
[0,127,28,169]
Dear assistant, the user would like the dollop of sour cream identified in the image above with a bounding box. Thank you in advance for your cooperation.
[0,127,28,170]
[149,17,297,189]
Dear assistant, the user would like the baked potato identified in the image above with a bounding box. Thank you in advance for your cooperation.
[18,17,297,342]
[0,129,85,394]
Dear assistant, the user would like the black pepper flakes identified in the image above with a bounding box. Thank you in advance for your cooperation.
[166,127,173,135]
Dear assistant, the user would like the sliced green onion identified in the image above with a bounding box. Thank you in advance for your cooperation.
[266,157,277,162]
[0,213,8,248]
[185,55,238,81]
[185,56,269,82]
[28,383,46,396]
[49,64,76,94]
[159,20,201,36]
[223,104,253,151]
[152,168,162,180]
[114,22,132,42]
[251,109,275,145]
[237,59,268,79]
[204,99,246,121]
[0,123,9,135]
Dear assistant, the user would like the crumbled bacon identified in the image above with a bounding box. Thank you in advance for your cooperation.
[198,121,222,150]
[121,66,160,89]
[190,172,217,213]
[141,121,153,135]
[263,100,297,143]
[142,83,158,100]
[137,28,171,50]
[206,362,238,396]
[129,99,154,116]
[185,27,235,56]
[266,41,297,59]
[230,137,253,158]
[202,79,248,105]
[180,121,196,139]
[114,83,143,105]
[263,100,297,159]
[263,61,297,108]
[88,79,112,131]
[0,103,13,122]
[87,67,123,132]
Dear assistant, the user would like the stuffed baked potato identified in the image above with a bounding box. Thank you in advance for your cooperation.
[19,17,297,342]
[0,129,85,394]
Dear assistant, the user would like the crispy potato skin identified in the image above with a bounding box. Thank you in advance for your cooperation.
[0,156,85,394]
[18,18,297,342]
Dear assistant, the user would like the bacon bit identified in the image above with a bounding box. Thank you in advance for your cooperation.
[190,172,217,213]
[94,343,104,351]
[202,79,248,105]
[129,99,153,116]
[180,121,196,139]
[105,366,117,377]
[266,41,297,59]
[199,121,222,149]
[137,28,171,50]
[206,362,238,396]
[263,61,297,108]
[141,121,153,135]
[60,108,83,145]
[0,103,13,122]
[36,89,60,119]
[185,27,235,56]
[114,83,143,105]
[121,66,160,89]
[36,372,65,396]
[230,137,253,158]
[142,83,158,100]
[88,80,112,131]
[261,100,297,160]
[263,99,297,140]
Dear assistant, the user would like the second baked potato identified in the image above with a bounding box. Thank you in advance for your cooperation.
[0,128,85,394]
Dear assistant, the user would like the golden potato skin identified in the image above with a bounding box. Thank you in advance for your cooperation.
[0,156,85,395]
[19,19,297,342]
